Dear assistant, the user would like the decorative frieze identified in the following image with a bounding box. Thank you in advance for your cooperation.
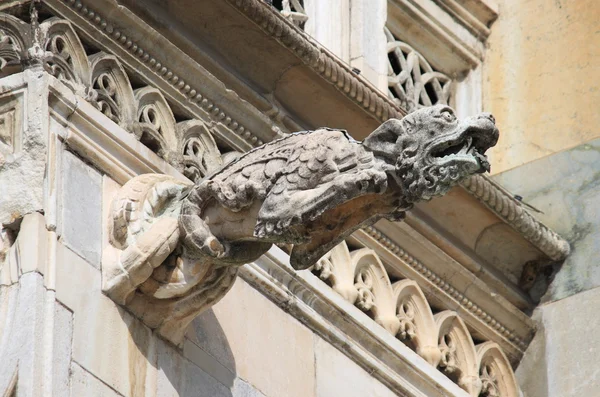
[313,240,519,396]
[0,11,226,183]
[385,27,453,112]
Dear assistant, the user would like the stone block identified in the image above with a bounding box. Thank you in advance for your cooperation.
[155,338,231,397]
[232,378,266,397]
[189,277,316,397]
[61,150,102,267]
[71,362,123,397]
[517,286,600,396]
[183,338,235,388]
[51,299,74,397]
[493,137,600,302]
[56,242,156,397]
[102,176,121,250]
[314,335,398,397]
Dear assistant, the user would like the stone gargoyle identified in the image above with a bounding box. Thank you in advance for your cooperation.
[102,105,498,344]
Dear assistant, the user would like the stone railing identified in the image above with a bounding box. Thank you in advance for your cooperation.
[313,240,519,396]
[384,27,453,112]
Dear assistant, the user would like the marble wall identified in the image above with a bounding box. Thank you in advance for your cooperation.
[494,139,600,396]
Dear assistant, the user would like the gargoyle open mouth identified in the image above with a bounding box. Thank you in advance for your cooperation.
[430,133,493,173]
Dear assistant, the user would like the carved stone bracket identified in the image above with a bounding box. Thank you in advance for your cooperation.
[103,105,498,347]
[313,241,519,397]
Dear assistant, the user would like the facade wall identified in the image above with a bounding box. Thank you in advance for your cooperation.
[483,1,600,394]
[484,0,600,174]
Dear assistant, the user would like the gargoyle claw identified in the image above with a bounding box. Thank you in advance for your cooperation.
[202,236,225,258]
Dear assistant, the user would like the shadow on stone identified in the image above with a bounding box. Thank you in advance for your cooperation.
[119,306,237,396]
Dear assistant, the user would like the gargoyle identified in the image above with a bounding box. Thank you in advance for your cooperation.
[103,105,498,344]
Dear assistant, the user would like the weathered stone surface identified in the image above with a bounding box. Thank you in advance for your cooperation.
[517,286,600,396]
[71,362,123,397]
[314,335,398,397]
[155,338,232,397]
[61,150,102,267]
[231,378,267,397]
[56,242,155,397]
[0,270,73,397]
[0,71,49,226]
[493,137,600,302]
[183,337,235,388]
[188,278,316,397]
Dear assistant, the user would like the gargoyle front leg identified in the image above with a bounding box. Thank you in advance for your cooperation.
[179,181,226,259]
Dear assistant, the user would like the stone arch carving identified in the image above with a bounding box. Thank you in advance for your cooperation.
[476,342,519,397]
[176,120,223,183]
[350,248,399,334]
[40,18,90,91]
[0,14,28,74]
[393,279,441,366]
[0,14,227,180]
[314,241,357,301]
[384,27,452,112]
[133,87,178,159]
[89,52,136,126]
[314,241,520,396]
[435,311,482,396]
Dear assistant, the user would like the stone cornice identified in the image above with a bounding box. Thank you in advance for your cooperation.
[461,175,570,261]
[244,250,475,397]
[44,0,279,153]
[353,224,533,362]
[225,0,406,122]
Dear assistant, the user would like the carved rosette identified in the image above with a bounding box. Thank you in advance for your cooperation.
[313,241,520,396]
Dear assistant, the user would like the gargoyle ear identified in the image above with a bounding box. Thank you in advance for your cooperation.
[363,118,406,161]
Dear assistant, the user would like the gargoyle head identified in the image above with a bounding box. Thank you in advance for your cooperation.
[364,105,498,203]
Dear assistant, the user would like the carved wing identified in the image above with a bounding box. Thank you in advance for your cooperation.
[255,129,387,245]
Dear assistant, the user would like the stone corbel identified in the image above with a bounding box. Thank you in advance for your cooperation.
[102,105,499,346]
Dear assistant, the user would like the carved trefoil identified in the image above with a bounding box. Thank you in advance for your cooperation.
[103,105,499,345]
[0,13,229,181]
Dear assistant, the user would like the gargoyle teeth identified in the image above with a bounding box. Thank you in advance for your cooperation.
[458,137,472,155]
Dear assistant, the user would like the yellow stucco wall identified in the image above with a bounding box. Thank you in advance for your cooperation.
[484,0,600,174]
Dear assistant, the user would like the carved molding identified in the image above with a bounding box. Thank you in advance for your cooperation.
[363,225,529,352]
[226,0,404,122]
[0,11,225,183]
[313,241,519,396]
[385,27,453,112]
[461,175,570,261]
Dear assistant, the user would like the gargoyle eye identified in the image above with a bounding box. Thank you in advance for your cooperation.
[440,108,455,122]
